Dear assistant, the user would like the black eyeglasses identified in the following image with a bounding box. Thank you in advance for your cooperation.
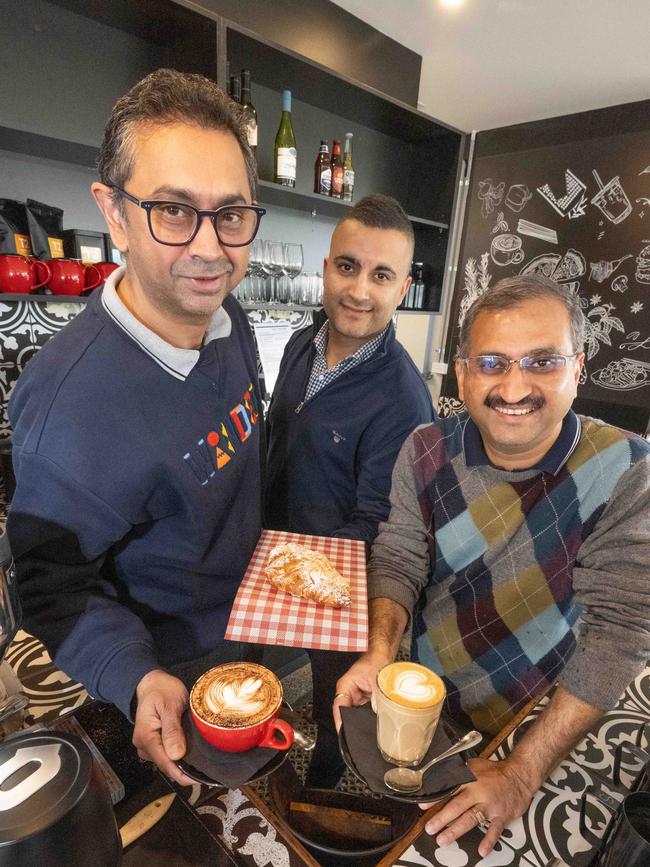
[113,186,266,247]
[462,354,579,377]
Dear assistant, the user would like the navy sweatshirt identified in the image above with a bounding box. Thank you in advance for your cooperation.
[265,313,435,546]
[8,281,263,717]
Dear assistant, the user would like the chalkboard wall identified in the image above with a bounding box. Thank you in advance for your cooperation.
[443,100,650,434]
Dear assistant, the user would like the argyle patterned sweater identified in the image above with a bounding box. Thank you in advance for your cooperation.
[368,412,650,736]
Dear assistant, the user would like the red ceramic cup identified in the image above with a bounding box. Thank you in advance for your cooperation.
[0,254,51,293]
[46,258,102,296]
[190,663,294,753]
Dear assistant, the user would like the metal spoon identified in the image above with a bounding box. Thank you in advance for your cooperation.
[280,706,316,751]
[383,729,482,793]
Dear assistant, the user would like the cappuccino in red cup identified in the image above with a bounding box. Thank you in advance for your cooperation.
[190,662,294,752]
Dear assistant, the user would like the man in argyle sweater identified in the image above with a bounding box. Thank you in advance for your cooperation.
[335,275,650,857]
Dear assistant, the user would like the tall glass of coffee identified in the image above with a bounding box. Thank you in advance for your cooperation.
[375,662,446,766]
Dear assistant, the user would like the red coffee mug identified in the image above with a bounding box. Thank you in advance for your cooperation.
[46,259,102,296]
[190,664,294,753]
[0,254,51,294]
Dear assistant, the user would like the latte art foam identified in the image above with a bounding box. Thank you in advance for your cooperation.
[191,662,282,728]
[205,676,265,717]
[378,662,445,709]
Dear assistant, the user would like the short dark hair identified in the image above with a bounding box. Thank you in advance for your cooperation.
[456,275,586,358]
[97,68,257,202]
[340,194,414,248]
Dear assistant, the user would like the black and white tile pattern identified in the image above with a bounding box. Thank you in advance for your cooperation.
[0,298,84,443]
[394,670,650,867]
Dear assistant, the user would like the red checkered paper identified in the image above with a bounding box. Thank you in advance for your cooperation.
[225,530,368,651]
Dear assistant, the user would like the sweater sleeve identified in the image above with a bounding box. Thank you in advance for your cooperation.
[7,451,160,720]
[366,432,432,616]
[333,381,434,548]
[559,454,650,710]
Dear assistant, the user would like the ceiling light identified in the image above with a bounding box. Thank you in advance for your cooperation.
[439,0,464,8]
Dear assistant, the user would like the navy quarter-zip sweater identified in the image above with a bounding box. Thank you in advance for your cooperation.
[265,313,435,546]
[8,275,263,717]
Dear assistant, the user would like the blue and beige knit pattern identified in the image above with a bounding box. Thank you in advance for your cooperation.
[411,411,648,736]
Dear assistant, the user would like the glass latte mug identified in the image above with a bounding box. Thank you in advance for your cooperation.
[375,662,446,766]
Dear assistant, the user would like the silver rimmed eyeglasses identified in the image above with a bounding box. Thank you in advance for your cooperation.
[461,354,579,377]
[113,186,266,247]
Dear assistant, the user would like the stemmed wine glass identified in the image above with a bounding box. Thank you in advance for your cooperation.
[264,240,285,304]
[284,243,303,277]
[245,239,265,303]
[283,243,304,304]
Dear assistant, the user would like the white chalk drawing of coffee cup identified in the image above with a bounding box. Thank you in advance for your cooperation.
[590,173,632,225]
[490,234,524,266]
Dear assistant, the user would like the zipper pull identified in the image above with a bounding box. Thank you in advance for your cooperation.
[294,401,305,414]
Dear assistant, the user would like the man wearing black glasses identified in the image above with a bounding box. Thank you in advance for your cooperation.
[8,69,265,785]
[336,275,650,855]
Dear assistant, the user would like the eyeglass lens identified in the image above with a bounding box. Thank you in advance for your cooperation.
[149,203,259,246]
[469,355,570,375]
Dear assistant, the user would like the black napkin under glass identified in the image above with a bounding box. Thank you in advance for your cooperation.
[179,710,286,788]
[340,704,475,797]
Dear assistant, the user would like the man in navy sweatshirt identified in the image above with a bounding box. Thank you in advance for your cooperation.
[266,194,435,785]
[8,69,266,785]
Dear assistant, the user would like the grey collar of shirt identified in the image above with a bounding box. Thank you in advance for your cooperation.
[462,409,581,475]
[100,265,232,381]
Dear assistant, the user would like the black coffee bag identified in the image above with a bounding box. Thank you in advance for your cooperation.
[0,199,32,256]
[26,198,65,260]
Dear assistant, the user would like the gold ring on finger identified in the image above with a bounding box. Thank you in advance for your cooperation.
[470,806,488,826]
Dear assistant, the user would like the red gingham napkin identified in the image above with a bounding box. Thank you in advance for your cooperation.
[225,530,368,651]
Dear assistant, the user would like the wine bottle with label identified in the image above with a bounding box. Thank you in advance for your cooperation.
[314,140,331,195]
[274,90,297,188]
[343,132,355,202]
[330,140,344,199]
[240,69,258,154]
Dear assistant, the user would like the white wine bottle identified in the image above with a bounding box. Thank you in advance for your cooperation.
[240,69,258,154]
[274,90,297,188]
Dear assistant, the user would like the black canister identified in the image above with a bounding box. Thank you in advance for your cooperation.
[0,731,121,866]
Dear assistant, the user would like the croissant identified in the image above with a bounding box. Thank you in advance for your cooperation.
[264,543,351,608]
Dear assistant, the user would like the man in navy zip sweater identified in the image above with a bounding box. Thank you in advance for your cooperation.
[8,70,266,786]
[266,195,435,785]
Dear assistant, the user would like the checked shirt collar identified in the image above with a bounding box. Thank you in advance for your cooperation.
[304,320,389,402]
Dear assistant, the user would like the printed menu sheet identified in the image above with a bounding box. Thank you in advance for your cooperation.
[226,530,368,652]
[253,322,293,397]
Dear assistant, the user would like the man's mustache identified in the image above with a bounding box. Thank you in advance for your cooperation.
[172,260,233,279]
[485,395,545,411]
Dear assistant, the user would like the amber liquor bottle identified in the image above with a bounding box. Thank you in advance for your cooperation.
[314,140,331,195]
[330,140,344,199]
